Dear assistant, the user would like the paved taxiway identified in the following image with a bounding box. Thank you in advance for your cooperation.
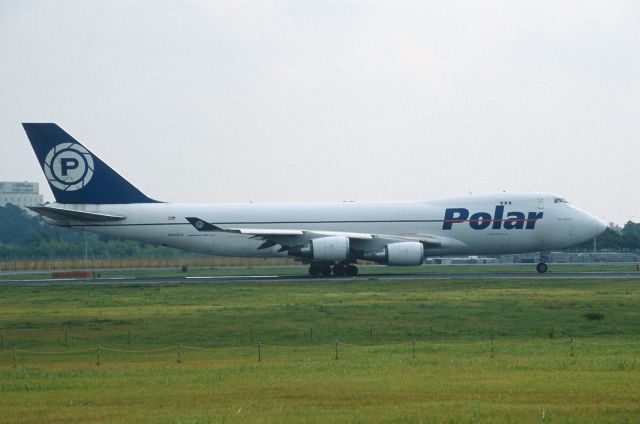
[1,271,639,286]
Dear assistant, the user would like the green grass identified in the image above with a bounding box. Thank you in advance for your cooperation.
[1,277,640,422]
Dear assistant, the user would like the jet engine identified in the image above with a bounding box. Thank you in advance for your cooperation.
[288,235,350,262]
[363,241,424,266]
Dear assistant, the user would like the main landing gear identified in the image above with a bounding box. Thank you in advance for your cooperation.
[308,262,358,277]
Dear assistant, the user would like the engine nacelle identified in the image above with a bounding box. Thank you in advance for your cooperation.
[363,241,424,266]
[288,235,350,262]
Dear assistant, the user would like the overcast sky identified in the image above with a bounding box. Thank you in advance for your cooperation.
[1,1,638,224]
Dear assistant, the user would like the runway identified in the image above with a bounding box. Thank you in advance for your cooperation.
[2,271,640,286]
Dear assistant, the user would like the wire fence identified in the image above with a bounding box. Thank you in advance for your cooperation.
[2,328,640,368]
[1,325,634,346]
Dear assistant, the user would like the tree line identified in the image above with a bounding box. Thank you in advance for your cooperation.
[0,204,184,258]
[576,221,640,250]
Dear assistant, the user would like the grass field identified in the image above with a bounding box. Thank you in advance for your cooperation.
[1,276,640,422]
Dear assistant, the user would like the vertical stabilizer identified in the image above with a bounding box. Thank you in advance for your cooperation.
[23,123,158,204]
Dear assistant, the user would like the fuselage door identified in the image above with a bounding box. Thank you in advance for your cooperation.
[537,197,544,210]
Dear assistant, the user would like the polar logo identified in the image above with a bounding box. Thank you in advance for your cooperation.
[43,143,95,191]
[195,220,205,230]
[442,206,543,230]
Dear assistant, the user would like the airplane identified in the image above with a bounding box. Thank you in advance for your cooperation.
[22,123,608,276]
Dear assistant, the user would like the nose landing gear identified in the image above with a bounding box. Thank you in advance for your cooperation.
[536,253,549,273]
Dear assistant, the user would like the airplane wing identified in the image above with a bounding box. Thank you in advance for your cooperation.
[185,217,442,252]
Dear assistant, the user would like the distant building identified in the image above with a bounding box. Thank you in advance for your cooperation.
[0,181,44,208]
[608,222,623,234]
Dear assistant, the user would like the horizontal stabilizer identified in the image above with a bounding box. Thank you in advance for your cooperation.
[29,206,126,222]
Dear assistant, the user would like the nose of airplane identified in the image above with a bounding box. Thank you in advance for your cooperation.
[594,216,608,235]
[576,209,608,238]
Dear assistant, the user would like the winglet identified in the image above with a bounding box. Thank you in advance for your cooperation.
[185,217,224,232]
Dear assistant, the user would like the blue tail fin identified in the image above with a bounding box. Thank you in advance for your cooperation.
[23,123,159,204]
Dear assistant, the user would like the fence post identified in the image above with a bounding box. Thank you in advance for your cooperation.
[310,327,313,341]
[177,343,182,363]
[335,339,339,360]
[96,345,101,366]
[257,341,262,362]
[65,329,68,347]
[570,337,575,357]
[13,347,16,368]
[412,338,416,359]
[491,339,495,358]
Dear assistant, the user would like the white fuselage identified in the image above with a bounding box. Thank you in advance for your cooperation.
[48,192,606,259]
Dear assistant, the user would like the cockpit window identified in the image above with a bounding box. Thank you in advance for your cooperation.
[554,197,569,204]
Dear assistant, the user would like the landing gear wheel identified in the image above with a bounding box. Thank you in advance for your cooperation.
[536,262,548,273]
[346,264,358,276]
[332,264,346,276]
[320,265,332,276]
[309,264,320,276]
